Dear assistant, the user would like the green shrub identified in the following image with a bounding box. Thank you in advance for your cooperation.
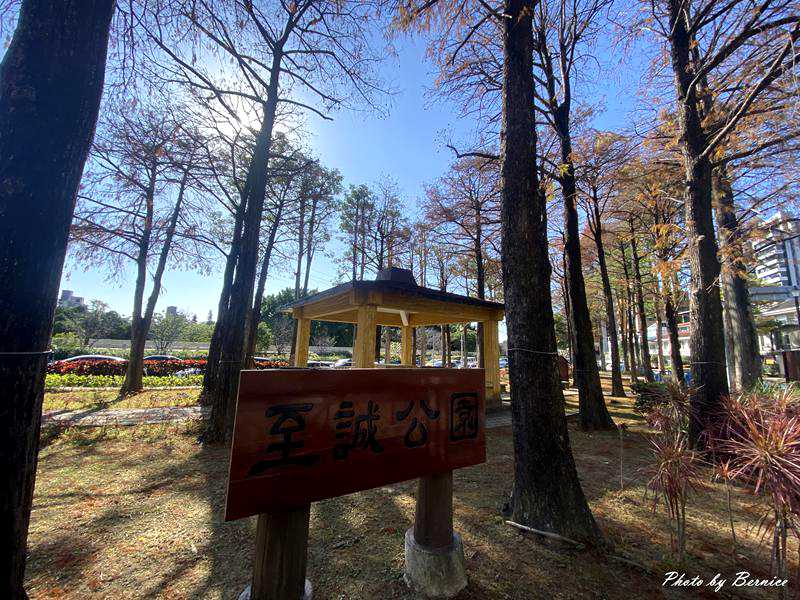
[631,381,671,415]
[45,373,203,390]
[51,333,89,361]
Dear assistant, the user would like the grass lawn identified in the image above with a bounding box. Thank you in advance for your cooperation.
[43,388,202,413]
[26,396,798,599]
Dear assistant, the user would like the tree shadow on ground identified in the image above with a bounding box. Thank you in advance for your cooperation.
[26,409,799,599]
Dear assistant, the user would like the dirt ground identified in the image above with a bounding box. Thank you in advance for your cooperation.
[27,386,798,599]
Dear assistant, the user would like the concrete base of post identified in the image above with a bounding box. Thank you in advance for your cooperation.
[403,527,467,598]
[238,580,313,600]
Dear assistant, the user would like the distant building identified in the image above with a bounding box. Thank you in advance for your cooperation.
[753,212,800,287]
[166,306,178,317]
[645,311,691,370]
[58,289,85,308]
[597,211,800,377]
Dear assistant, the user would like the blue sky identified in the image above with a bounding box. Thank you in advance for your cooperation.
[59,28,648,327]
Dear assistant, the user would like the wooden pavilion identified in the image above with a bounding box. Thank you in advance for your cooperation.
[283,267,506,408]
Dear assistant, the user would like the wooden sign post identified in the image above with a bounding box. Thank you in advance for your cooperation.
[226,368,486,600]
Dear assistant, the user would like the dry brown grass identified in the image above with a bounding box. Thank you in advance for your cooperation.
[43,388,201,413]
[26,394,798,599]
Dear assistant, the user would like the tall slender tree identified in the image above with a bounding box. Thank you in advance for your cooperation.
[532,0,616,429]
[72,107,205,395]
[141,0,385,441]
[0,2,114,597]
[576,131,631,397]
[424,156,501,363]
[641,0,799,443]
[499,0,603,544]
[398,0,602,542]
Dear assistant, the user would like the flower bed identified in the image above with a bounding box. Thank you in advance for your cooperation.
[45,374,204,390]
[47,358,289,376]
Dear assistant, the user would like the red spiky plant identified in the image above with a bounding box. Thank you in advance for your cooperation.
[645,381,703,564]
[713,386,800,597]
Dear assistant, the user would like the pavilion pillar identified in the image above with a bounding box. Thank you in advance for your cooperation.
[353,305,377,368]
[293,317,311,368]
[401,325,414,366]
[483,320,501,409]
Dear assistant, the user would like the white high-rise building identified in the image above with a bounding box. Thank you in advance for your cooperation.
[753,212,800,287]
[58,289,85,308]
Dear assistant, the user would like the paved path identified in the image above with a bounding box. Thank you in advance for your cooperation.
[42,405,209,427]
[42,403,578,430]
[486,410,512,429]
[45,404,516,429]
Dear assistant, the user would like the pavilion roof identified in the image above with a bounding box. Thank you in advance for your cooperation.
[282,268,504,326]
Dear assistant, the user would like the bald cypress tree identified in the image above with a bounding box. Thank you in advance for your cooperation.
[0,1,114,597]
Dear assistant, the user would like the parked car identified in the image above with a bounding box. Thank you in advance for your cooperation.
[306,360,333,368]
[58,354,126,363]
[333,358,352,368]
[143,354,180,361]
[466,359,478,368]
[499,357,508,369]
[175,367,203,377]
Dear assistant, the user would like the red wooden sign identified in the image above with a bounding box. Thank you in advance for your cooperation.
[225,368,486,521]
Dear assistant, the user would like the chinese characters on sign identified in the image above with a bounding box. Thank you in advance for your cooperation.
[248,404,319,476]
[333,399,384,459]
[396,398,440,448]
[225,369,486,521]
[450,393,479,441]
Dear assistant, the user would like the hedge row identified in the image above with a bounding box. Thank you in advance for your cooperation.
[45,374,205,390]
[47,358,289,376]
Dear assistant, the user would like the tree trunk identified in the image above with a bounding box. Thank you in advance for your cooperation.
[561,253,574,376]
[592,209,625,396]
[351,200,359,281]
[667,0,730,443]
[0,2,113,597]
[475,232,485,369]
[244,197,285,367]
[203,197,246,405]
[631,303,641,373]
[288,180,309,366]
[598,322,607,372]
[121,165,155,395]
[713,166,761,391]
[620,244,639,384]
[664,281,686,386]
[664,283,686,386]
[722,284,737,388]
[124,171,188,396]
[654,289,665,374]
[500,0,602,545]
[302,196,318,296]
[206,52,283,443]
[618,292,630,375]
[557,118,613,429]
[630,231,654,381]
